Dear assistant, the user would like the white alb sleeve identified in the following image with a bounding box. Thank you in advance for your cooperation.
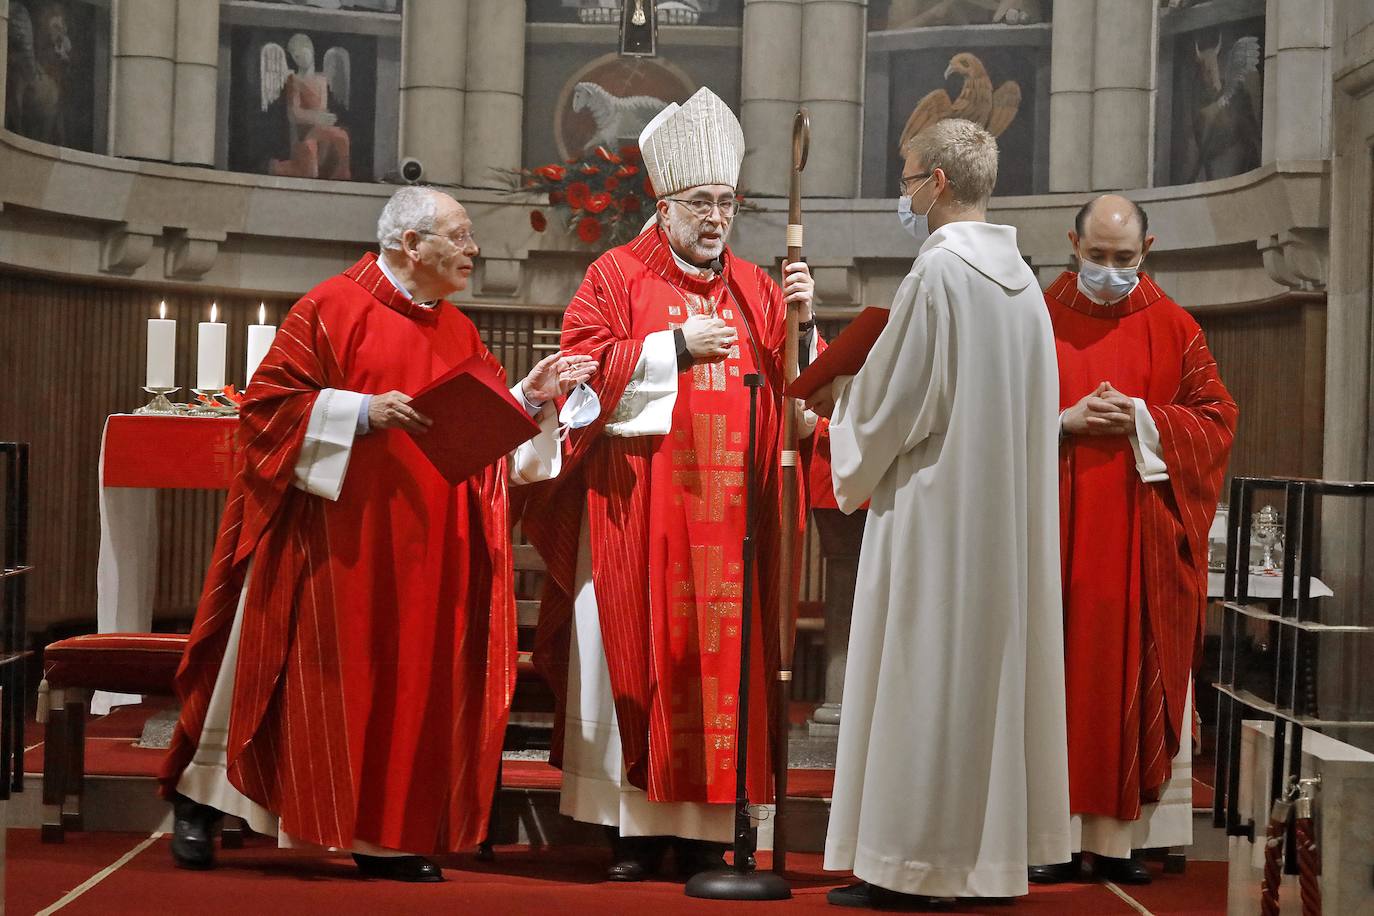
[1129,397,1170,482]
[509,402,563,485]
[293,388,366,501]
[603,329,679,437]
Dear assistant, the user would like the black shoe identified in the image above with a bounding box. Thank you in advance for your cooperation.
[604,827,667,882]
[1029,856,1080,884]
[672,838,728,880]
[828,883,874,908]
[170,794,221,870]
[827,881,956,910]
[1094,854,1152,885]
[352,853,444,882]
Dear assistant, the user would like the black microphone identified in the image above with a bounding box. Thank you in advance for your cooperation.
[708,256,764,382]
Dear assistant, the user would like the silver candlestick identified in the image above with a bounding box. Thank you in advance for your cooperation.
[134,387,182,415]
[1253,505,1283,572]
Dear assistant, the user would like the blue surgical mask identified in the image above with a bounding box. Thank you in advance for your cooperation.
[1077,256,1142,304]
[896,177,935,239]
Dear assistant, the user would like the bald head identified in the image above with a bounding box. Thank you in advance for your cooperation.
[1070,194,1155,269]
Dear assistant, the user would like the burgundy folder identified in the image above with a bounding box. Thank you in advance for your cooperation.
[407,356,541,485]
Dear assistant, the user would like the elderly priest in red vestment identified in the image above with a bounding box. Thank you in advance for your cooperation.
[159,187,595,882]
[522,87,817,882]
[1035,194,1236,885]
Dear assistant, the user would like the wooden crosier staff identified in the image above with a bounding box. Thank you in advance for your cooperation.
[773,107,809,876]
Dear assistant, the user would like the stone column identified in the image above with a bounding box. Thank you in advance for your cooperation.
[0,0,10,130]
[462,0,523,188]
[1048,0,1094,192]
[1323,1,1374,732]
[171,0,219,166]
[1090,0,1154,190]
[799,0,866,197]
[740,0,802,197]
[400,0,469,186]
[111,0,178,161]
[1263,0,1332,163]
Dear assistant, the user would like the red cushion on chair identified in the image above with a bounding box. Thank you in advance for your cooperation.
[43,633,188,695]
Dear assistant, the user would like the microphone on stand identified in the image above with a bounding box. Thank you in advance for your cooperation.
[684,256,791,902]
[708,257,765,378]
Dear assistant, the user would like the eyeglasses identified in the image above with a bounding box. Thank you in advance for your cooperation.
[898,171,932,195]
[417,228,478,250]
[665,197,739,219]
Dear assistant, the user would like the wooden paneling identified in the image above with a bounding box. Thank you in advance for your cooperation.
[1194,295,1326,482]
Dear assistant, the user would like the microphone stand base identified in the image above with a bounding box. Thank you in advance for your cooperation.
[685,867,791,901]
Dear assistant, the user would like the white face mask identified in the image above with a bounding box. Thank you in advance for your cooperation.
[557,382,601,439]
[1077,256,1142,304]
[896,176,935,239]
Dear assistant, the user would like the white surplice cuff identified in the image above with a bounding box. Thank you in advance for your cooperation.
[604,329,678,437]
[1130,397,1170,482]
[511,382,546,417]
[510,402,563,485]
[293,388,365,501]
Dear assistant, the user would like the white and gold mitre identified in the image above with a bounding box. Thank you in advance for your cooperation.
[638,87,745,197]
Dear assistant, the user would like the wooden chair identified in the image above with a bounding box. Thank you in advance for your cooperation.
[478,538,555,858]
[37,633,187,842]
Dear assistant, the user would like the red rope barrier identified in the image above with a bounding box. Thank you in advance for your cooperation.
[1295,792,1321,916]
[1261,796,1292,916]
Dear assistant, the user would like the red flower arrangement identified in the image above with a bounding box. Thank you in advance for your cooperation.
[504,144,651,250]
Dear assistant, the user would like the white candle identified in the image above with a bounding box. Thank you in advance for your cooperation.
[197,302,227,391]
[246,303,277,385]
[146,301,176,389]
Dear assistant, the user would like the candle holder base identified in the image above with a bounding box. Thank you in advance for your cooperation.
[134,387,182,415]
[190,389,238,417]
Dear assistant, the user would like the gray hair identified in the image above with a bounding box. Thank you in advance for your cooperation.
[903,118,999,208]
[377,186,439,251]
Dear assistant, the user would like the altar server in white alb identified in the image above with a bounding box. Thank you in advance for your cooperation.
[805,118,1072,908]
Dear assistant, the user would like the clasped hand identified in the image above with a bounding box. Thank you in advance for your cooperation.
[1062,381,1135,437]
[681,314,738,363]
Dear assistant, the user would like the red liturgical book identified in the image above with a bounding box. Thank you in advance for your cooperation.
[407,356,541,485]
[785,306,890,400]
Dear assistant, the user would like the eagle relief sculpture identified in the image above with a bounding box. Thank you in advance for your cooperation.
[260,33,352,180]
[899,51,1022,152]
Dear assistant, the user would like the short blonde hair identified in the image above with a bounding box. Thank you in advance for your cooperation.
[902,119,999,208]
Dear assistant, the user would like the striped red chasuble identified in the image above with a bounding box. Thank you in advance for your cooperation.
[160,254,517,853]
[1047,271,1236,821]
[524,226,795,804]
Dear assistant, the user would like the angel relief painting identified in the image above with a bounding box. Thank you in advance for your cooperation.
[228,27,376,181]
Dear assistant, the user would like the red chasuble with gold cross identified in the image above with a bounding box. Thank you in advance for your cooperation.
[1047,271,1236,821]
[524,226,798,805]
[160,254,516,854]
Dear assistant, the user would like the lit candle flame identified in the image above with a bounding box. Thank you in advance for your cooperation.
[259,303,266,325]
[159,300,167,320]
[210,302,218,323]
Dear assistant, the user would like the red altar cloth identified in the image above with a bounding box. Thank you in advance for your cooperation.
[102,416,238,490]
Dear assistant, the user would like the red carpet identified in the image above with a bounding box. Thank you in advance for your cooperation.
[28,703,1212,807]
[6,830,1226,915]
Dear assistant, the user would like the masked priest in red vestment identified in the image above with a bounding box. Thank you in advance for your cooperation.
[522,87,817,882]
[1035,195,1236,885]
[159,187,595,882]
